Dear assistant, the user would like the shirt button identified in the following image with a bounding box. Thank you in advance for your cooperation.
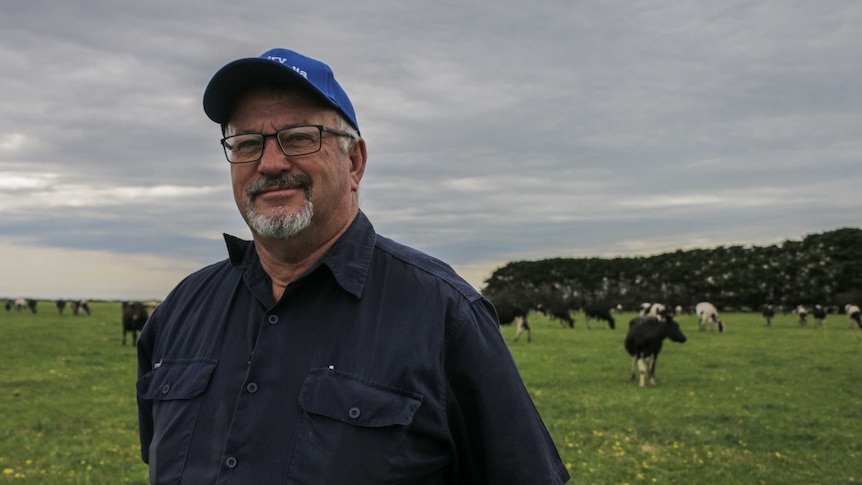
[225,456,237,469]
[267,314,279,325]
[348,407,361,419]
[246,382,258,393]
[161,384,170,394]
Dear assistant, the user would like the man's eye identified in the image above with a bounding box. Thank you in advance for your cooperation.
[232,138,262,153]
[282,133,317,146]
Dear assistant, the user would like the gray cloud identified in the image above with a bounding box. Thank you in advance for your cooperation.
[1,0,860,299]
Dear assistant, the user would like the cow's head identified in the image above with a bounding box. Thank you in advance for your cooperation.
[665,316,687,343]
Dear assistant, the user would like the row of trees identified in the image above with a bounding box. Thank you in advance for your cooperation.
[481,227,862,312]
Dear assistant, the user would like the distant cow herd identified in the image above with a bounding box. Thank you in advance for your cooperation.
[4,299,158,346]
[490,297,862,388]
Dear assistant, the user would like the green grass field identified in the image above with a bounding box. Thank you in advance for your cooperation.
[1,302,860,484]
[508,311,862,484]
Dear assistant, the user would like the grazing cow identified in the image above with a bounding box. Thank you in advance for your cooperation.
[56,300,67,315]
[846,304,861,329]
[640,303,676,321]
[72,300,91,316]
[795,305,808,327]
[16,299,38,314]
[4,300,11,311]
[812,304,827,328]
[625,315,687,387]
[583,304,616,329]
[695,302,725,332]
[638,303,652,316]
[512,315,531,342]
[122,301,149,346]
[761,304,776,326]
[538,301,576,329]
[493,301,532,343]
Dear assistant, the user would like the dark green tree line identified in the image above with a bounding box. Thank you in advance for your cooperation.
[482,227,862,312]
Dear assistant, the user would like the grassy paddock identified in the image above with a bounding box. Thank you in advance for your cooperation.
[1,303,860,484]
[508,311,862,484]
[0,302,148,484]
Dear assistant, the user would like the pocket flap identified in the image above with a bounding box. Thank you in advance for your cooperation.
[298,368,423,427]
[137,359,218,400]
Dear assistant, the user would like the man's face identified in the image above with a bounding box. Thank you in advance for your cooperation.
[225,88,362,241]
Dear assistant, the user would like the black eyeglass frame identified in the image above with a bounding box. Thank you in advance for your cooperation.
[220,124,356,164]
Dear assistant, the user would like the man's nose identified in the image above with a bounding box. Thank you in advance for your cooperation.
[257,136,292,173]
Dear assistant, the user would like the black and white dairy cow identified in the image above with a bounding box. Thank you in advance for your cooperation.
[638,303,652,316]
[812,304,827,328]
[493,300,533,343]
[72,300,91,316]
[538,300,575,329]
[625,315,687,387]
[795,305,808,327]
[641,302,675,321]
[761,304,776,326]
[846,304,861,329]
[695,302,725,332]
[584,304,616,329]
[15,298,38,314]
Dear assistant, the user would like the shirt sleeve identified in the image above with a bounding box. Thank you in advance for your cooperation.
[136,308,159,464]
[444,297,570,484]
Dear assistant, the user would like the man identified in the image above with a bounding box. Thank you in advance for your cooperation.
[136,48,569,485]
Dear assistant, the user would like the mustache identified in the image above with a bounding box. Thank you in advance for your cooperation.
[246,174,312,200]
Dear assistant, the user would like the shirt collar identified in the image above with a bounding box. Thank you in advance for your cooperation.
[222,210,376,299]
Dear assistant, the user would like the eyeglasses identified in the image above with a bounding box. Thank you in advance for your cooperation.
[220,124,356,164]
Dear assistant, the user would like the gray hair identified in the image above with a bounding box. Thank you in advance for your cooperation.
[336,116,360,153]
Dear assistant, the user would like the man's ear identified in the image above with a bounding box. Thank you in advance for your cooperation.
[349,138,367,191]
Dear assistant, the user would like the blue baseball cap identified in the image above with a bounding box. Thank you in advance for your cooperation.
[203,48,359,133]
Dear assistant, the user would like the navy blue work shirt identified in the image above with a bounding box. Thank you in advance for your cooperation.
[137,211,569,484]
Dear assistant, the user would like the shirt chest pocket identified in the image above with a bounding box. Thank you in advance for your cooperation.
[285,368,423,484]
[299,368,422,427]
[137,359,218,484]
[138,359,218,401]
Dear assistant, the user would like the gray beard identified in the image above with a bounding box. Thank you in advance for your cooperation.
[245,174,314,239]
[246,198,314,239]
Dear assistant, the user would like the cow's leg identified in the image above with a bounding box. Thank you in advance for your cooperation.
[630,356,638,381]
[513,317,524,342]
[524,318,531,343]
[637,357,648,388]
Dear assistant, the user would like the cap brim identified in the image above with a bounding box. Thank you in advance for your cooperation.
[203,58,322,124]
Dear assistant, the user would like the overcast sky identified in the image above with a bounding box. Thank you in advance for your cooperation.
[1,1,860,301]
